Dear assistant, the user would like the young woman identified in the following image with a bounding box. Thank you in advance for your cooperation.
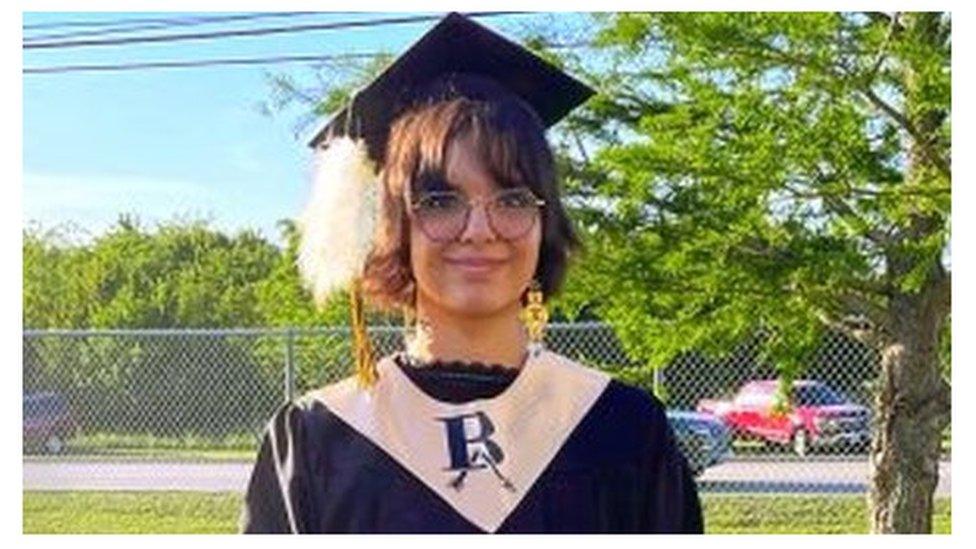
[241,13,702,534]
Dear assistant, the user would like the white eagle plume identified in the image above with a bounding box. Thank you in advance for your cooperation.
[296,137,380,308]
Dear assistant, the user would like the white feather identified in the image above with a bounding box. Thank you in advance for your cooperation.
[296,137,379,308]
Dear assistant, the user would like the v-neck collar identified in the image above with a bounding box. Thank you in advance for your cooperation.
[311,349,611,532]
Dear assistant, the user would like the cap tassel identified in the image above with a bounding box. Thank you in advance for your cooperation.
[350,278,378,387]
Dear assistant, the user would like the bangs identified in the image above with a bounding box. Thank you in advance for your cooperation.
[405,99,545,197]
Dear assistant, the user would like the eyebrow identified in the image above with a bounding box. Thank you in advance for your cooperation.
[414,165,521,198]
[414,171,456,193]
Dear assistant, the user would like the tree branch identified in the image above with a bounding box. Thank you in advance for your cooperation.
[782,181,894,245]
[728,23,950,181]
[865,12,900,85]
[814,308,883,349]
[572,130,591,165]
[865,12,906,34]
[860,87,951,179]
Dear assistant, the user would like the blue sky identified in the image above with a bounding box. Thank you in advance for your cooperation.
[23,12,554,248]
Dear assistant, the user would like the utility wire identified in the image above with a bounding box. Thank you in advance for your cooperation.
[23,41,591,75]
[24,12,323,43]
[23,52,383,74]
[23,11,320,31]
[24,41,590,75]
[23,11,529,50]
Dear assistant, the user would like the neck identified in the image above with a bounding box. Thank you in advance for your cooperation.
[407,301,529,369]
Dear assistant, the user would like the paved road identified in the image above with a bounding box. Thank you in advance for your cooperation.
[23,457,951,496]
[698,457,951,496]
[24,460,255,492]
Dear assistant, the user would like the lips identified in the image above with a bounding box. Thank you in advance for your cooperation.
[444,256,506,273]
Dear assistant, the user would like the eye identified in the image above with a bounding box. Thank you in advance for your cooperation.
[496,188,538,208]
[417,192,463,210]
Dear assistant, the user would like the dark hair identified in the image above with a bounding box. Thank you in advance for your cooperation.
[361,92,580,312]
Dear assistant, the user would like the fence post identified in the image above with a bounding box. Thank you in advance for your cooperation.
[653,366,662,400]
[284,327,296,403]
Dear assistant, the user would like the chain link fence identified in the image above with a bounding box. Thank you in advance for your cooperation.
[22,324,950,533]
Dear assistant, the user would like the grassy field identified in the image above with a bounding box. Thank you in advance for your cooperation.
[23,491,951,534]
[702,494,951,534]
[23,491,242,534]
[25,432,258,462]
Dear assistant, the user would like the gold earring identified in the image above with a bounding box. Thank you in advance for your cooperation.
[520,279,548,354]
[402,304,416,340]
[402,287,433,359]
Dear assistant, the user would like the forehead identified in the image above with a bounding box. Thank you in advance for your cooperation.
[442,135,501,194]
[414,133,521,198]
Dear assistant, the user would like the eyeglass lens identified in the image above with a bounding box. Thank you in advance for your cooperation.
[413,188,542,242]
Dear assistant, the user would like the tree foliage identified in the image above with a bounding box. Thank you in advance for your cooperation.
[23,215,354,329]
[551,12,949,376]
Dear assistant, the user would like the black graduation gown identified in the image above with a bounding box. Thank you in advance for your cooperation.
[240,350,703,534]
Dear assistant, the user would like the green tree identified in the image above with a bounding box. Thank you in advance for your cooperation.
[23,222,99,328]
[550,12,949,533]
[254,218,349,328]
[81,215,280,328]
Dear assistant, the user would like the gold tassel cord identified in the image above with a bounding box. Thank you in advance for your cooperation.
[350,278,378,387]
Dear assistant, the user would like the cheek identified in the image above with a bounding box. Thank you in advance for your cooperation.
[409,225,435,281]
[409,225,453,293]
[513,226,543,283]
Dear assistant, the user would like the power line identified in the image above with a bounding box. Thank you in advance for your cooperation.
[23,11,321,31]
[23,52,384,74]
[23,12,529,50]
[22,41,591,75]
[24,12,323,43]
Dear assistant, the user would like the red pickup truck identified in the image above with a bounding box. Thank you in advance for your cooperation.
[697,380,871,456]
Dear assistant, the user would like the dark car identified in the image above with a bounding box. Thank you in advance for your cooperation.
[666,410,733,476]
[23,391,76,454]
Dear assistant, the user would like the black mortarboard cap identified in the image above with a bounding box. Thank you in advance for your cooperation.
[307,12,595,163]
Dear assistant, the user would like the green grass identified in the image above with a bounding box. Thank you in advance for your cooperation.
[28,432,259,462]
[703,495,951,534]
[23,491,951,534]
[23,491,243,534]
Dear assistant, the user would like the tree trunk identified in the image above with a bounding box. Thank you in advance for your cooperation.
[867,13,951,533]
[868,288,950,533]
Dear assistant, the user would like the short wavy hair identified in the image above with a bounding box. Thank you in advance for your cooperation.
[361,93,580,312]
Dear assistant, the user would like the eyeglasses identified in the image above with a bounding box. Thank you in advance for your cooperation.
[409,187,545,242]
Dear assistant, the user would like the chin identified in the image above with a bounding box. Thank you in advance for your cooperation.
[440,292,516,318]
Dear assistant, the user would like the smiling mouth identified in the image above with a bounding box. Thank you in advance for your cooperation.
[444,258,505,273]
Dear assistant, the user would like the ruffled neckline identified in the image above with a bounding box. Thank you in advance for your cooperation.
[398,353,521,377]
[393,353,522,403]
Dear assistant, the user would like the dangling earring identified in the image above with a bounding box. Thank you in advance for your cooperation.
[406,317,433,360]
[402,304,417,342]
[520,279,548,356]
[402,286,433,360]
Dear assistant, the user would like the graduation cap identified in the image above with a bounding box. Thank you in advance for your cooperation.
[307,11,595,161]
[296,12,594,388]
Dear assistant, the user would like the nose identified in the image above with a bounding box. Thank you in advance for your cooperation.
[458,199,497,243]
